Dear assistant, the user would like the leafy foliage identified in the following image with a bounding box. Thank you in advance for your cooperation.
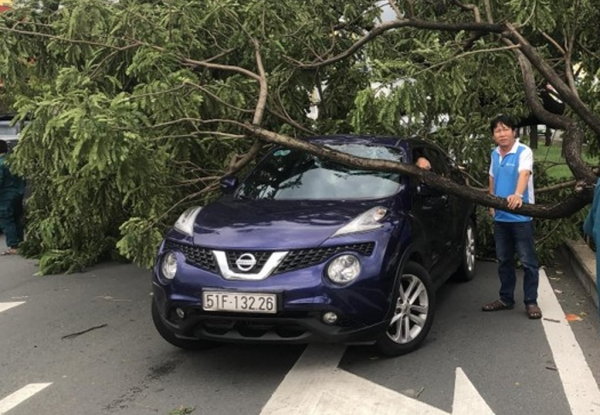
[0,0,598,273]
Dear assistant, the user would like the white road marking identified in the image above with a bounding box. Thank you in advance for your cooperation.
[452,368,494,415]
[261,269,600,415]
[260,344,494,415]
[0,302,25,313]
[0,383,52,414]
[538,269,600,414]
[260,344,345,415]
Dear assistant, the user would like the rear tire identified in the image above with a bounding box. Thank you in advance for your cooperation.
[452,218,476,282]
[152,301,219,350]
[375,261,435,357]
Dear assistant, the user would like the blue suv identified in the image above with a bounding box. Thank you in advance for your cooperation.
[152,135,476,356]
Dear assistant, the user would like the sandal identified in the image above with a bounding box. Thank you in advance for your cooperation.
[0,248,18,256]
[526,304,542,319]
[482,299,514,311]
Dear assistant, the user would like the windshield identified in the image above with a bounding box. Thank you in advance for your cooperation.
[236,143,404,200]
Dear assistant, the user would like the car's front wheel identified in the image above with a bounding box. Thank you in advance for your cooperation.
[151,301,219,350]
[376,261,435,357]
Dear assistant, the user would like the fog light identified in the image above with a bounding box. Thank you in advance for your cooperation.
[323,312,338,325]
[175,308,185,319]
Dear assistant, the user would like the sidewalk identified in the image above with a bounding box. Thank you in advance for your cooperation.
[560,238,598,308]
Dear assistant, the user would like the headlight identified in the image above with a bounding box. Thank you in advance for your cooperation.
[327,255,361,284]
[332,206,387,237]
[161,252,178,280]
[174,206,203,236]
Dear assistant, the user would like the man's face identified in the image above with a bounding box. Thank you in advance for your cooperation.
[492,123,516,149]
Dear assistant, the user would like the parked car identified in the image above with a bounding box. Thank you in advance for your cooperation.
[151,135,476,356]
[0,115,20,151]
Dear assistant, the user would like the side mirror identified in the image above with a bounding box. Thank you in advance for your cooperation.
[220,176,238,194]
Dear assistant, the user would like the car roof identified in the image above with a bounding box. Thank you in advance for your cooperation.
[305,134,444,153]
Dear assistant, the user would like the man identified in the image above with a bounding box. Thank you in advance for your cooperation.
[415,156,432,170]
[482,115,541,319]
[583,178,600,319]
[0,140,25,255]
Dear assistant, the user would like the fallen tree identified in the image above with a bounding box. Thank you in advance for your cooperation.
[0,0,598,272]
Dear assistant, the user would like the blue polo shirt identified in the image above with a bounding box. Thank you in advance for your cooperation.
[489,141,534,223]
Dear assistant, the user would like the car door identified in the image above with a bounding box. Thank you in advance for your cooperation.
[410,146,451,274]
[424,147,464,263]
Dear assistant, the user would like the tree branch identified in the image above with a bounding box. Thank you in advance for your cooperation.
[252,39,268,125]
[452,0,481,22]
[297,18,504,69]
[388,0,404,19]
[243,124,592,219]
[505,24,600,138]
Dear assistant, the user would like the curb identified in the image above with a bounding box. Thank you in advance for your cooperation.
[559,239,598,309]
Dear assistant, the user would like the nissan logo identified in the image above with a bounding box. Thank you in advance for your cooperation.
[235,253,257,272]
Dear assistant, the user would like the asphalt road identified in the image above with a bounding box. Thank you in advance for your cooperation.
[1,241,599,415]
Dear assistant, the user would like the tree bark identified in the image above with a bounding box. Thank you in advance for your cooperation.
[545,127,552,146]
[529,125,538,149]
[244,124,593,219]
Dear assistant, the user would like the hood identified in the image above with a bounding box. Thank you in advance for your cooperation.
[192,198,391,249]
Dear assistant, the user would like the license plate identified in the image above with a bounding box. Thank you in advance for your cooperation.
[202,291,277,314]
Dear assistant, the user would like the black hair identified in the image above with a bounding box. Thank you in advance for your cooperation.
[490,115,516,134]
[0,140,7,154]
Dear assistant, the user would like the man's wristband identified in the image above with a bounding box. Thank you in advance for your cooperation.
[515,192,523,198]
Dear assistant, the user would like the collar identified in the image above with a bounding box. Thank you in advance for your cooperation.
[494,139,520,155]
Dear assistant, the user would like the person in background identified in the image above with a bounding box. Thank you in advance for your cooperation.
[415,156,432,170]
[481,115,542,319]
[0,140,26,255]
[583,178,600,316]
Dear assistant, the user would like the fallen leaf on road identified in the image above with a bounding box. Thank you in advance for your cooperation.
[565,314,582,322]
[97,296,132,302]
[554,289,563,294]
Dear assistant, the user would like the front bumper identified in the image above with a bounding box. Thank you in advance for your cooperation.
[152,225,407,345]
[152,282,389,344]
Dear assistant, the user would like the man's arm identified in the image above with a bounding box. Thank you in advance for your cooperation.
[584,178,600,241]
[489,175,495,216]
[506,170,529,210]
[0,160,6,190]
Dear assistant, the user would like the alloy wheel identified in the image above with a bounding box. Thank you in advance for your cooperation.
[386,274,430,344]
[465,225,476,273]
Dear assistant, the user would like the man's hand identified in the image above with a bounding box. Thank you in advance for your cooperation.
[506,194,523,210]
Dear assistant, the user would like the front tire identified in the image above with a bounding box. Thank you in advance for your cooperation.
[376,261,435,357]
[151,301,219,350]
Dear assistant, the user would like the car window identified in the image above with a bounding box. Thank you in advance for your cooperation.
[236,144,404,200]
[424,148,450,176]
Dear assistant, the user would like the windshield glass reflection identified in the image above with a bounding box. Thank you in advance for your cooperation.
[236,144,403,200]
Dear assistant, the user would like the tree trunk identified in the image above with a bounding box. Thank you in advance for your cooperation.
[529,125,538,149]
[545,127,552,146]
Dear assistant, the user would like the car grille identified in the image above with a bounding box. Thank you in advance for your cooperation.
[225,250,271,273]
[273,243,375,275]
[164,240,218,273]
[164,241,374,275]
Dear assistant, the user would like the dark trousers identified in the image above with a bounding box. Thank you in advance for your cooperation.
[0,193,24,249]
[494,221,539,306]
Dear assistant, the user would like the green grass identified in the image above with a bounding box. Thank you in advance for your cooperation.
[532,142,598,179]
